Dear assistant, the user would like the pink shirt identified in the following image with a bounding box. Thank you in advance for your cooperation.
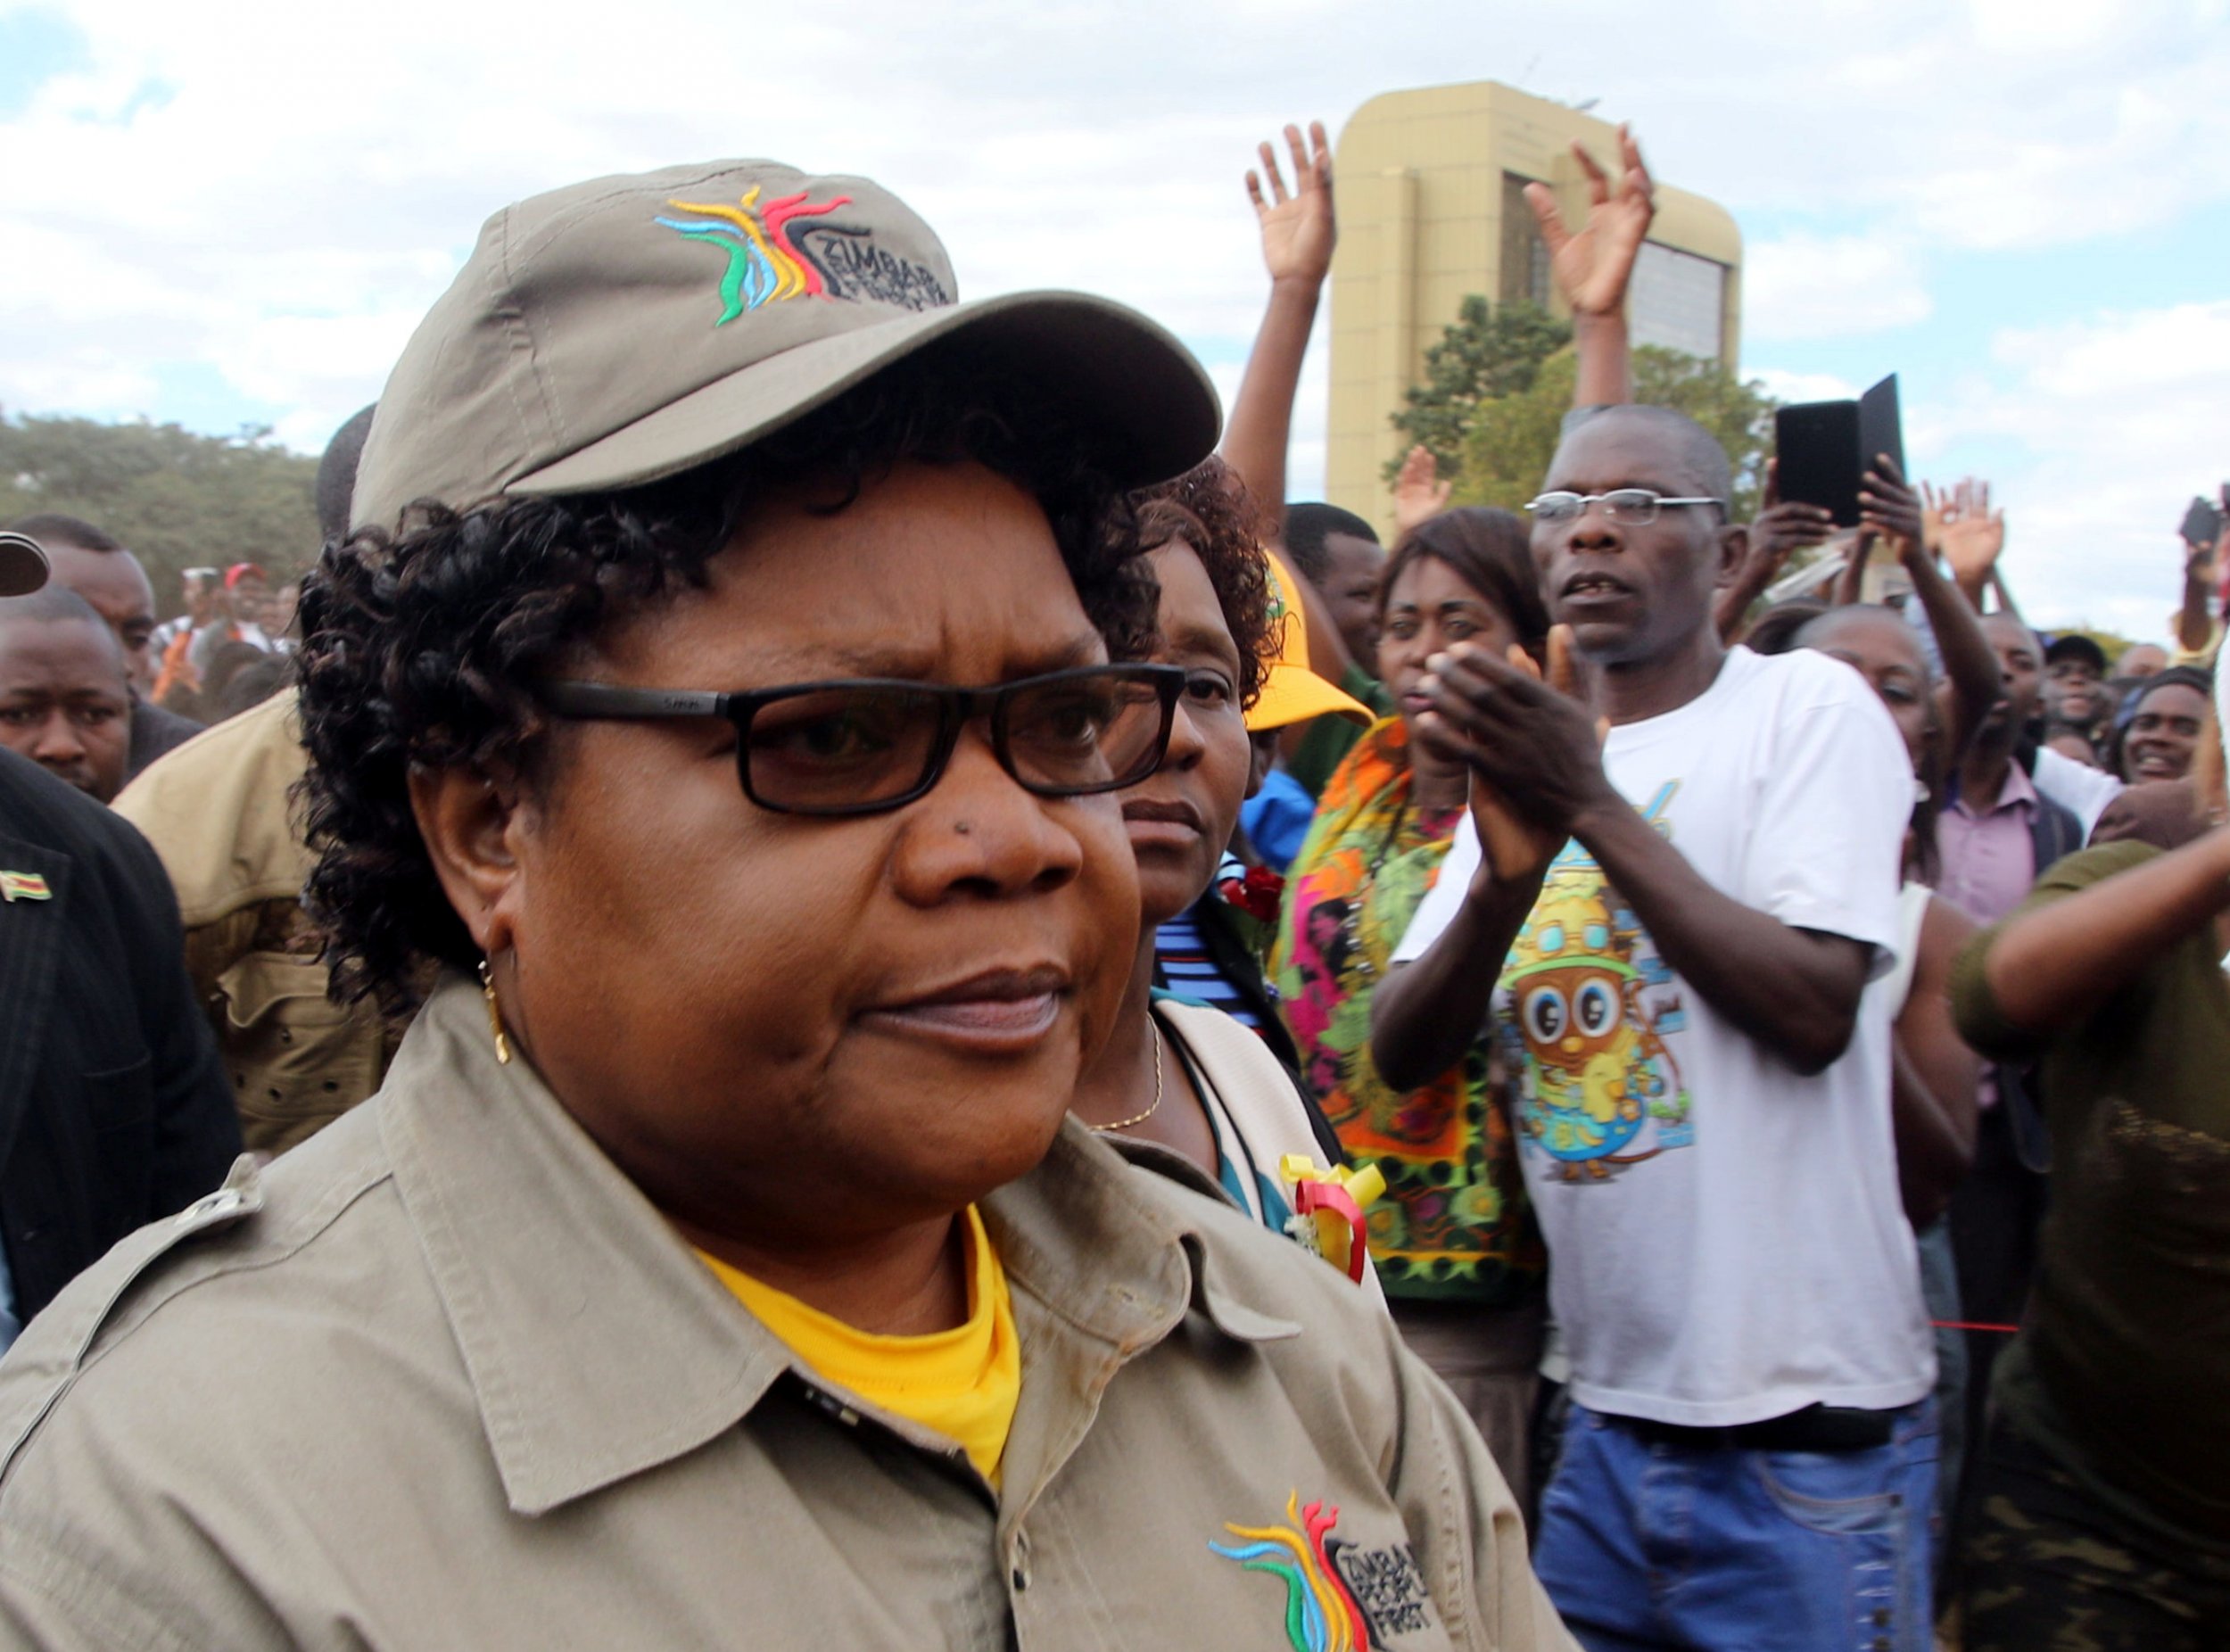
[1937,761,2040,926]
[1939,763,2042,1112]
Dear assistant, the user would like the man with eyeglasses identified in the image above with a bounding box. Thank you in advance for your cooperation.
[1374,404,1932,1650]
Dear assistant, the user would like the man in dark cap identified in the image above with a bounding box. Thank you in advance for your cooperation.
[2041,631,2110,758]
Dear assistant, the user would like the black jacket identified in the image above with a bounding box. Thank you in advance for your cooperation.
[0,748,241,1326]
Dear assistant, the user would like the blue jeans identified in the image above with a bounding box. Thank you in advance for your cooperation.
[1532,1399,1937,1652]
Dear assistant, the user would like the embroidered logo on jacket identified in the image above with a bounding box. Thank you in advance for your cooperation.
[1210,1491,1434,1649]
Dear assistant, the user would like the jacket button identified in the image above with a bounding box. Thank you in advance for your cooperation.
[176,1189,243,1226]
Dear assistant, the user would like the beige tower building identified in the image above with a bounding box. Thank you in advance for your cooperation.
[1326,80,1744,534]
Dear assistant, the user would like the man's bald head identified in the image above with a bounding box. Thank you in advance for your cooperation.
[1535,405,1744,675]
[0,584,124,657]
[1555,404,1734,508]
[1979,609,2041,657]
[1978,609,2044,742]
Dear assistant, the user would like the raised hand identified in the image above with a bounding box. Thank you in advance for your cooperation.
[1747,458,1835,580]
[1522,124,1656,319]
[1246,120,1335,289]
[1934,476,2005,601]
[1392,444,1453,538]
[1717,460,1829,640]
[1859,453,1925,559]
[1920,480,1953,558]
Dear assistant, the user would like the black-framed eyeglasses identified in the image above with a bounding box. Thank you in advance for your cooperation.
[1524,489,1725,526]
[535,663,1185,818]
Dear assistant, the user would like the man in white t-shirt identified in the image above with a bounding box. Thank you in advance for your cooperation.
[1373,405,1934,1651]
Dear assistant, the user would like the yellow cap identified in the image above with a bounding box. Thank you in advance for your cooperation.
[1245,558,1373,732]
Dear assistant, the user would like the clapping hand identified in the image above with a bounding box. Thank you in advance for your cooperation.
[1392,445,1453,539]
[1522,124,1656,319]
[1247,121,1335,289]
[1415,626,1608,882]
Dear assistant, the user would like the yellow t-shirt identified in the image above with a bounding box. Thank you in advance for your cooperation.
[698,1206,1020,1484]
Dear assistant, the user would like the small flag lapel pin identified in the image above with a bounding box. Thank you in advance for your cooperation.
[0,871,52,903]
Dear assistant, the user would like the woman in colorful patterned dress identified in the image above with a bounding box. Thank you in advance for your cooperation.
[1270,506,1552,1500]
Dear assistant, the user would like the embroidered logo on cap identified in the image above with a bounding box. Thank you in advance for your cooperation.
[658,186,954,324]
[1211,1491,1437,1649]
[657,187,853,324]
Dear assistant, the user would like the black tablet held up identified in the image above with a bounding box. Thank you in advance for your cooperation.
[1859,374,1904,483]
[1773,374,1904,528]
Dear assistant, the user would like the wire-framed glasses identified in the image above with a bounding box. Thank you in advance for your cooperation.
[1524,489,1724,526]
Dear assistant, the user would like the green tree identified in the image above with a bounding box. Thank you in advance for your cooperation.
[1385,298,1571,481]
[1450,344,1779,521]
[0,412,321,619]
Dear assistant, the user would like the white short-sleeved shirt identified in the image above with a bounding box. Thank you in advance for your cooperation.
[1392,646,1930,1425]
[2032,745,2122,841]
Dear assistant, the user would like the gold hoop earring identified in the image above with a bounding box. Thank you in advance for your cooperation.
[478,957,513,1065]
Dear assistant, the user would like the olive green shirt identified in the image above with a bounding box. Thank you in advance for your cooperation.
[1952,840,2230,1549]
[0,977,1573,1651]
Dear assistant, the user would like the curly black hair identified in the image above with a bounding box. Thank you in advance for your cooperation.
[297,351,1155,1014]
[1132,456,1273,707]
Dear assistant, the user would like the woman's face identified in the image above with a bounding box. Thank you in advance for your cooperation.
[2124,682,2209,783]
[1119,541,1251,928]
[473,461,1140,1251]
[1378,555,1521,735]
[1804,607,1933,771]
[1305,902,1343,952]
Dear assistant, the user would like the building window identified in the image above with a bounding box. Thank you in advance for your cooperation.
[1499,172,1550,309]
[1629,243,1726,363]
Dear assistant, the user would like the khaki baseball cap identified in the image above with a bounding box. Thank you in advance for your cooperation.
[0,532,48,597]
[352,160,1220,533]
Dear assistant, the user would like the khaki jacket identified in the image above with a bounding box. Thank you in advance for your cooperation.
[112,690,387,1152]
[0,979,1573,1652]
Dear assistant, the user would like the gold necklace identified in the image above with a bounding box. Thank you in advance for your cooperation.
[1093,1020,1166,1133]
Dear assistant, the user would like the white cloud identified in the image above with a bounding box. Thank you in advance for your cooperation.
[1916,301,2230,638]
[1744,235,1932,343]
[1746,368,1860,405]
[0,0,2220,618]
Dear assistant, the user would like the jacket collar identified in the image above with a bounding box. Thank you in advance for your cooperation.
[382,976,1289,1516]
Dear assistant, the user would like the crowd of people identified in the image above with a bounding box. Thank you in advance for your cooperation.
[0,116,2220,1652]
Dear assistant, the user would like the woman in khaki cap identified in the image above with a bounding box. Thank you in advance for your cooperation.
[0,160,1569,1651]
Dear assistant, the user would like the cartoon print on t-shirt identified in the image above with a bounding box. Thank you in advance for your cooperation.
[1496,782,1693,1182]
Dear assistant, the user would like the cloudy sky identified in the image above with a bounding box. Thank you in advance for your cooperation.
[2,0,2225,638]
